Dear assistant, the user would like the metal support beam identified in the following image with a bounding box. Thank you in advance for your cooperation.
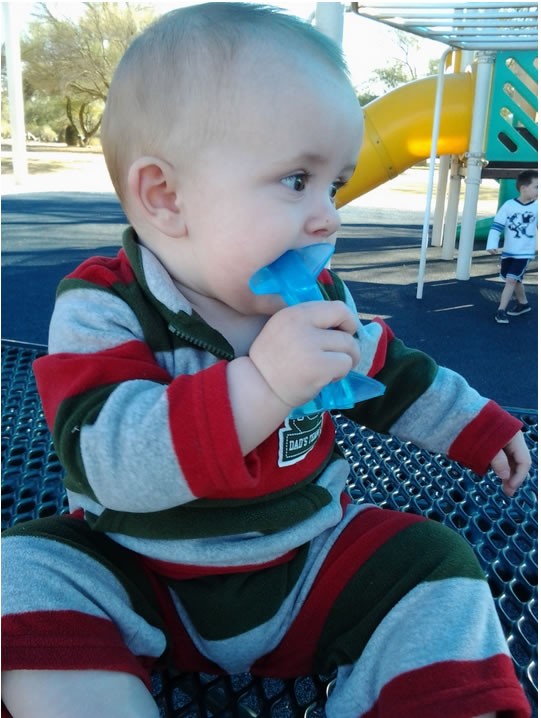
[441,155,463,259]
[432,155,451,247]
[2,3,27,184]
[416,47,453,299]
[315,3,344,45]
[456,51,496,279]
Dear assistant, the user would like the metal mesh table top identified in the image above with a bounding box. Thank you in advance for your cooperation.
[1,340,537,717]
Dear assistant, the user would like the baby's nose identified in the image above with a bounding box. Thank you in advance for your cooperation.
[305,199,340,238]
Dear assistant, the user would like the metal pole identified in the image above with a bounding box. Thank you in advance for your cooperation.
[432,155,450,246]
[456,51,495,280]
[315,2,344,44]
[416,47,452,299]
[441,155,462,259]
[440,48,475,260]
[1,3,27,184]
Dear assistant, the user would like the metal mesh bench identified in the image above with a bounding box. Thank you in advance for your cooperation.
[2,339,537,717]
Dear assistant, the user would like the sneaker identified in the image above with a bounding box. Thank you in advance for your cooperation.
[495,310,509,324]
[506,302,531,316]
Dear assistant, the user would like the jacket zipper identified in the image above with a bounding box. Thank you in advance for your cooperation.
[167,323,235,361]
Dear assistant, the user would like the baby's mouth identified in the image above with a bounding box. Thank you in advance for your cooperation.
[249,244,335,306]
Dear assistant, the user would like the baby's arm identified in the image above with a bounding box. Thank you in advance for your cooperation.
[228,300,361,454]
[34,281,281,511]
[336,283,530,495]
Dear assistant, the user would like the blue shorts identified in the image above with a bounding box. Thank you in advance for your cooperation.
[500,256,530,281]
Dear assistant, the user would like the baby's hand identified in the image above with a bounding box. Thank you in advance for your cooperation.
[490,430,531,497]
[487,249,499,255]
[249,301,361,409]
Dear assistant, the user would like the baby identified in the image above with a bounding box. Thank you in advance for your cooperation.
[1,4,531,717]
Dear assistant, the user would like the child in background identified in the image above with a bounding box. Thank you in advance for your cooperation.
[486,169,538,324]
[2,4,531,717]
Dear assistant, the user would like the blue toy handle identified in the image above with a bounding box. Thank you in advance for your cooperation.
[249,244,385,417]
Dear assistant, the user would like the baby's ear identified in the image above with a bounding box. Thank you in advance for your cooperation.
[127,157,186,238]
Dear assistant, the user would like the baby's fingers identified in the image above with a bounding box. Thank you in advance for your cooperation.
[300,300,359,334]
[490,445,530,498]
[493,453,517,497]
[490,449,510,482]
[318,327,360,371]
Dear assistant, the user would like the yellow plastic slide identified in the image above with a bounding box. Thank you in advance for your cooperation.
[336,72,474,208]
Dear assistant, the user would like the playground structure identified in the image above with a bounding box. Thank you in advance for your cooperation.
[330,2,538,297]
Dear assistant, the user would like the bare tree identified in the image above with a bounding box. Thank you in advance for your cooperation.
[21,2,155,144]
[370,29,421,92]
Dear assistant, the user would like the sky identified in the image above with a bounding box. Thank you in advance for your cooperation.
[13,1,445,93]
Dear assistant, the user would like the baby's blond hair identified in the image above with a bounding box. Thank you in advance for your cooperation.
[100,2,349,203]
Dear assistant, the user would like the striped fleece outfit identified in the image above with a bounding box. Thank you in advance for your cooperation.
[2,228,530,717]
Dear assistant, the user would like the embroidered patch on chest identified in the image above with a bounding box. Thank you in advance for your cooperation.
[278,413,324,467]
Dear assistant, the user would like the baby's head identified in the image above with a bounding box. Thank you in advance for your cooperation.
[101,2,363,317]
[101,2,354,204]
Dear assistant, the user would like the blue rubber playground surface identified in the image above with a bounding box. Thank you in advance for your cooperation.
[1,190,538,411]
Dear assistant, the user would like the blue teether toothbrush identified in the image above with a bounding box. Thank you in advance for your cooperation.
[249,243,385,418]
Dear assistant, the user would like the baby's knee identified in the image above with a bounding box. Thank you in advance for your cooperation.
[2,516,167,682]
[416,519,485,582]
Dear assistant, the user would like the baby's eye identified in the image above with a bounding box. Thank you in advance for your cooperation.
[281,173,307,192]
[329,181,345,201]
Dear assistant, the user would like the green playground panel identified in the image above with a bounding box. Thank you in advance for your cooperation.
[485,51,538,163]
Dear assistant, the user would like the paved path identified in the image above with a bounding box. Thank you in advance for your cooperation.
[1,191,537,411]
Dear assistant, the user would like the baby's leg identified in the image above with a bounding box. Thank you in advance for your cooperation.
[256,506,529,717]
[321,512,528,717]
[2,515,169,718]
[2,669,160,718]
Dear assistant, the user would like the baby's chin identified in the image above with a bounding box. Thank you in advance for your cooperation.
[252,293,287,316]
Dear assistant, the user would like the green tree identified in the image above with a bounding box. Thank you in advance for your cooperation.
[356,88,379,106]
[21,2,155,144]
[427,58,441,76]
[23,90,66,141]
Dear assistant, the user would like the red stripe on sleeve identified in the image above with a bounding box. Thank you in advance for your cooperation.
[33,340,172,430]
[167,361,262,498]
[167,362,338,499]
[448,400,523,476]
